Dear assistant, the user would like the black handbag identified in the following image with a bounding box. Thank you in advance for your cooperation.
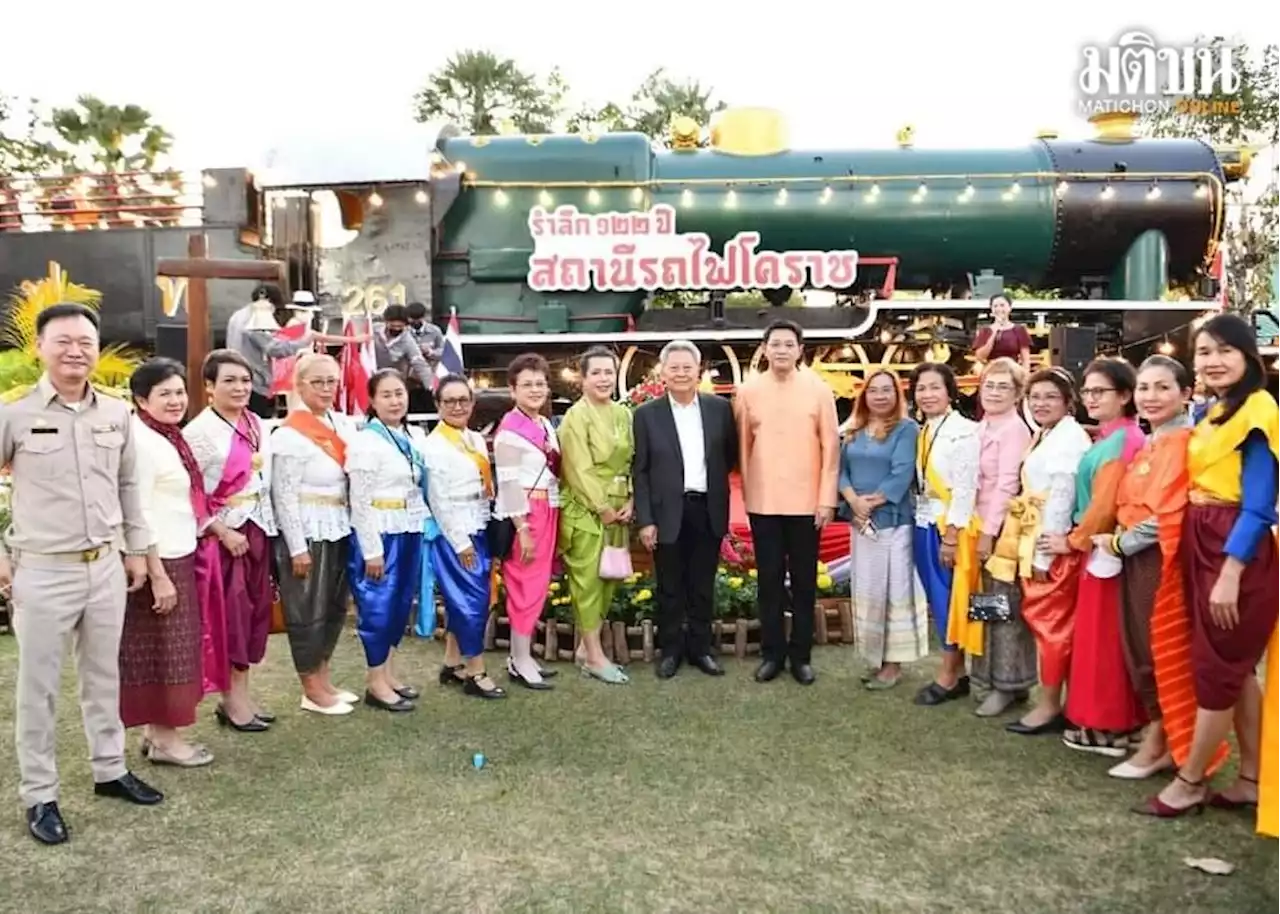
[486,462,548,559]
[967,592,1014,623]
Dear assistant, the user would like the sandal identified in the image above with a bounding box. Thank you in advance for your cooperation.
[864,672,901,691]
[1131,772,1206,818]
[1207,775,1259,810]
[582,663,630,685]
[147,743,215,768]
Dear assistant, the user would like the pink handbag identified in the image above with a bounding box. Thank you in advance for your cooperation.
[598,525,633,580]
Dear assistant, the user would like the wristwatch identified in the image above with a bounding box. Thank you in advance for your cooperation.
[124,549,149,557]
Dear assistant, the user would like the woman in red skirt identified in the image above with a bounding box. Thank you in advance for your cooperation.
[1136,314,1278,818]
[1044,359,1147,756]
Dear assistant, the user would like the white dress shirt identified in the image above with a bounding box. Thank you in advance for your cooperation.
[133,417,199,559]
[669,394,707,494]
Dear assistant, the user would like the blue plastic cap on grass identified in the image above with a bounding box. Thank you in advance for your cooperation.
[472,753,486,769]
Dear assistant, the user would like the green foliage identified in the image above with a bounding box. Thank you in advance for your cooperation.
[412,50,566,135]
[0,92,62,178]
[1141,39,1279,312]
[48,95,174,173]
[566,68,729,144]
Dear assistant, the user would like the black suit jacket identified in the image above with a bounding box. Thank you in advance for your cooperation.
[632,393,738,545]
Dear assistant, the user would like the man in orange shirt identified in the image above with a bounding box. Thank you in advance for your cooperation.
[735,319,840,685]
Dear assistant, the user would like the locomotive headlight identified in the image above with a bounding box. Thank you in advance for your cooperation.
[1146,183,1162,201]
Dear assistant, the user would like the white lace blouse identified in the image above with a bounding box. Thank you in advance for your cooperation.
[270,412,358,558]
[492,418,560,520]
[1023,415,1092,572]
[183,407,277,536]
[347,422,430,560]
[133,418,199,559]
[914,411,981,530]
[421,428,492,554]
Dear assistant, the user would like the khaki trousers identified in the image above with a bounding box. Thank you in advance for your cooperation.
[11,550,128,806]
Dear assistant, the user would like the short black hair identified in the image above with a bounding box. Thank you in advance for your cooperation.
[406,302,428,320]
[908,362,960,407]
[252,284,284,307]
[762,318,803,346]
[36,302,99,336]
[1083,357,1139,417]
[383,304,409,323]
[436,373,472,401]
[130,357,186,401]
[202,348,252,384]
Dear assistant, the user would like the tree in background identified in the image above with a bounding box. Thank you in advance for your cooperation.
[567,68,729,144]
[1142,39,1279,313]
[412,50,567,135]
[0,92,62,178]
[48,95,173,173]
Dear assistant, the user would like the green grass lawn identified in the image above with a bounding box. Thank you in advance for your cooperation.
[0,628,1275,914]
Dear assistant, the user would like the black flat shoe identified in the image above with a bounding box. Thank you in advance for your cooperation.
[253,710,276,724]
[26,802,68,845]
[754,659,784,682]
[439,664,465,686]
[914,676,971,706]
[537,666,559,680]
[394,685,421,701]
[364,691,415,713]
[507,664,554,690]
[791,663,816,685]
[214,706,270,732]
[463,673,507,699]
[689,654,725,676]
[656,654,682,679]
[94,772,164,805]
[1006,713,1068,736]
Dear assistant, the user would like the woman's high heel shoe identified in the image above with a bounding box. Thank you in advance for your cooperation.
[439,664,466,686]
[1207,775,1259,810]
[1132,773,1207,818]
[507,660,554,691]
[214,705,270,733]
[463,672,507,700]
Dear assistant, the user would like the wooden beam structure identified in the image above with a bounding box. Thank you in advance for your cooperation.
[155,233,286,417]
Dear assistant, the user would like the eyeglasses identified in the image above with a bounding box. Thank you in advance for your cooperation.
[1080,387,1116,398]
[516,381,548,391]
[439,397,471,409]
[307,378,339,389]
[981,382,1016,393]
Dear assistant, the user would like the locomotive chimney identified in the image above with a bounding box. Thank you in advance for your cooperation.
[1089,110,1139,143]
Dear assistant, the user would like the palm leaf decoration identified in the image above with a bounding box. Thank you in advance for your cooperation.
[0,261,145,403]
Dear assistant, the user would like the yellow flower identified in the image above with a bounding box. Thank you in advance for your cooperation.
[817,573,833,590]
[817,561,828,574]
[637,588,653,602]
[549,581,560,593]
[728,577,743,589]
[626,573,641,584]
[718,565,727,574]
[748,568,758,579]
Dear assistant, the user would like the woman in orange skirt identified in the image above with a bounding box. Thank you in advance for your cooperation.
[1136,314,1278,819]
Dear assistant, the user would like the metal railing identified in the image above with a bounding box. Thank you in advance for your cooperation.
[0,170,206,232]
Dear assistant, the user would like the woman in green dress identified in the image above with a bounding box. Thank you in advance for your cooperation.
[558,347,635,684]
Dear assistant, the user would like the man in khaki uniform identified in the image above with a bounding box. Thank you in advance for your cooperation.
[0,303,164,846]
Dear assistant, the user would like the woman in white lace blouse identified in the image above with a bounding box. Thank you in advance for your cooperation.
[347,369,429,712]
[270,353,361,716]
[422,374,506,699]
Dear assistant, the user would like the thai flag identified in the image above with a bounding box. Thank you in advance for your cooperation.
[337,314,378,415]
[433,309,465,390]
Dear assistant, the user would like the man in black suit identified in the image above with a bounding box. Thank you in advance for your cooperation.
[632,340,738,679]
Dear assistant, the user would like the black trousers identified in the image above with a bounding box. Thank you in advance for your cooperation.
[654,494,720,658]
[748,513,820,665]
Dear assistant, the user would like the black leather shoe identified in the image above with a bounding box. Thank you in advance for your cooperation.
[365,691,415,712]
[656,654,682,679]
[439,664,465,686]
[253,710,276,724]
[536,666,559,680]
[507,664,554,690]
[689,654,725,676]
[94,772,164,806]
[26,802,68,845]
[214,705,269,732]
[791,663,816,685]
[1006,713,1068,736]
[754,659,784,682]
[394,685,421,701]
[914,676,971,706]
[463,673,507,699]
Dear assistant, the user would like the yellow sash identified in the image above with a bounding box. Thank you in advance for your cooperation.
[986,441,1046,583]
[917,419,985,655]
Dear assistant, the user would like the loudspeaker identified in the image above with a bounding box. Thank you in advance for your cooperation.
[155,324,187,365]
[1049,326,1097,382]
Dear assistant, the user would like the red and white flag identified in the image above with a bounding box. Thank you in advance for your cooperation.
[337,314,378,415]
[433,309,465,391]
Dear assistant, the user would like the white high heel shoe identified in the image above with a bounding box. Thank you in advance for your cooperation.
[1108,754,1173,779]
[332,689,360,704]
[301,696,354,716]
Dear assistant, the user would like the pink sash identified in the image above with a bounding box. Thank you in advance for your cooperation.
[207,414,258,514]
[498,409,560,476]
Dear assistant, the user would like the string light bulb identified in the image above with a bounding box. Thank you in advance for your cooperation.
[493,189,509,207]
[1100,184,1115,200]
[587,188,602,206]
[1157,338,1175,356]
[1056,180,1069,197]
[368,191,383,208]
[1194,183,1209,198]
[916,181,928,196]
[1146,182,1162,201]
[414,188,428,204]
[1009,181,1022,195]
[538,189,553,207]
[630,187,644,204]
[775,188,788,205]
[724,189,738,209]
[680,189,694,208]
[819,185,833,204]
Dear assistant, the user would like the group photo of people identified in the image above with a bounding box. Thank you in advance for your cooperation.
[0,296,1275,856]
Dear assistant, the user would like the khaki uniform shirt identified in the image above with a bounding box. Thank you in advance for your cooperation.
[0,375,149,558]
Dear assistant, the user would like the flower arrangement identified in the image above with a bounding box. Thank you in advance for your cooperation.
[624,379,666,410]
[0,261,143,403]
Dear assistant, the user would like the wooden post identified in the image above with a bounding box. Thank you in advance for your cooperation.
[155,232,287,418]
